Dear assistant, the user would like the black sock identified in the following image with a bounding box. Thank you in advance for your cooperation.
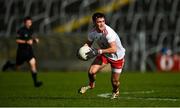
[88,73,95,83]
[31,72,37,84]
[112,81,120,93]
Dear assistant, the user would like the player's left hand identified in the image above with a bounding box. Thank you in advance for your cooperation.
[33,38,39,44]
[86,48,99,59]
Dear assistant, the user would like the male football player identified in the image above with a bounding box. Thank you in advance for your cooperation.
[79,12,125,99]
[2,16,42,87]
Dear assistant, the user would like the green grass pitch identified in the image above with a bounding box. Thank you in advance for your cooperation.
[0,71,180,107]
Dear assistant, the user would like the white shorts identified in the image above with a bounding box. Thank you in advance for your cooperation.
[92,54,125,73]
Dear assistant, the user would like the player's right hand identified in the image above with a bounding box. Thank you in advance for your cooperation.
[26,39,33,45]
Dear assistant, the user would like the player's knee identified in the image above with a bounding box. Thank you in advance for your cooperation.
[29,58,36,64]
[112,79,120,86]
[89,67,97,74]
[89,64,102,74]
[89,70,96,75]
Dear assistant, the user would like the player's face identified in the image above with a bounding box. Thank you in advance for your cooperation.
[95,17,105,32]
[24,20,32,29]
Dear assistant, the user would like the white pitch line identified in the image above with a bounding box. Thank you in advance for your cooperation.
[121,90,155,94]
[97,90,180,101]
[119,96,179,102]
[97,93,111,98]
[97,90,154,98]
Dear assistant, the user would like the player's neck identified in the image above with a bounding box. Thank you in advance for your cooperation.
[96,26,106,33]
[24,26,31,29]
[96,28,105,33]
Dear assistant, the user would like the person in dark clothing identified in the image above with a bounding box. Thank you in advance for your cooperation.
[2,16,42,87]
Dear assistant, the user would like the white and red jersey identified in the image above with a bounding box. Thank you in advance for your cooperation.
[88,25,125,61]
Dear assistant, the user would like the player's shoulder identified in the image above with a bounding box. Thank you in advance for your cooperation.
[17,26,26,32]
[89,28,96,33]
[17,26,21,30]
[105,25,115,33]
[88,28,97,36]
[20,26,27,30]
[17,26,23,34]
[105,25,118,35]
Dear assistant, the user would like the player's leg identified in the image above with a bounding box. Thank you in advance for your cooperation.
[2,60,16,71]
[88,64,106,88]
[79,55,107,94]
[2,49,23,71]
[14,48,25,71]
[28,57,42,87]
[110,58,125,99]
[79,64,105,94]
[111,72,120,99]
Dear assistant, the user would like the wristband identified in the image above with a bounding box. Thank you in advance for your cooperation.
[98,49,103,54]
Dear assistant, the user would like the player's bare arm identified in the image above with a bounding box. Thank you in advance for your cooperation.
[16,39,33,45]
[16,39,27,44]
[100,41,117,54]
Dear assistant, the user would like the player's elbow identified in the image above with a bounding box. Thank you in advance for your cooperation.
[16,40,20,43]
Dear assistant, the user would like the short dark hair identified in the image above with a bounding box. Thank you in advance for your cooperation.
[23,16,32,22]
[92,12,105,22]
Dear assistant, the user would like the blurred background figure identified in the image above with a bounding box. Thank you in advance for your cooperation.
[161,48,172,56]
[2,16,42,87]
